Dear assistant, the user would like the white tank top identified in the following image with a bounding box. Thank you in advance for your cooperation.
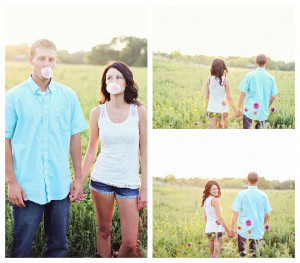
[204,196,225,233]
[207,76,229,113]
[90,103,141,189]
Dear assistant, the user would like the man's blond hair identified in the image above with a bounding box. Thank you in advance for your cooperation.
[248,171,259,184]
[256,54,267,66]
[29,39,57,58]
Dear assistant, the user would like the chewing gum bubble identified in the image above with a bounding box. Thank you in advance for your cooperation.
[41,67,53,79]
[107,83,121,94]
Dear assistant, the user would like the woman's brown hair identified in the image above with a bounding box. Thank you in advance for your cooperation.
[210,58,228,86]
[201,180,222,207]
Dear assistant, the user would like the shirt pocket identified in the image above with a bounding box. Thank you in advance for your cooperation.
[49,106,71,134]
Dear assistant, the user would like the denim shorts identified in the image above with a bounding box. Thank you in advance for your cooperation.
[206,232,225,240]
[207,112,228,120]
[90,180,139,199]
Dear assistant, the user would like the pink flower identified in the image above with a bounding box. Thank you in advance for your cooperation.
[244,107,248,112]
[291,232,295,236]
[221,99,227,106]
[253,103,260,109]
[245,219,252,227]
[238,226,242,230]
[194,122,198,126]
[271,107,276,113]
[187,243,192,247]
[215,220,221,225]
[265,225,270,230]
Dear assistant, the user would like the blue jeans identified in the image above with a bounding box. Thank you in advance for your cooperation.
[243,115,267,129]
[11,196,70,258]
[238,234,263,257]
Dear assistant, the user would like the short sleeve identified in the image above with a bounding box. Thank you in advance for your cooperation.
[70,94,88,135]
[238,74,250,93]
[231,193,242,212]
[270,77,278,96]
[5,92,17,139]
[264,196,272,214]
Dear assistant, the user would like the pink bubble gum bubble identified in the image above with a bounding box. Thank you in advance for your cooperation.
[41,67,53,79]
[107,83,121,94]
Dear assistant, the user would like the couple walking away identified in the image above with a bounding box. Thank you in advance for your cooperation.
[202,172,272,258]
[5,39,147,258]
[205,54,278,129]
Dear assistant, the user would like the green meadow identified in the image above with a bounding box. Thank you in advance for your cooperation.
[153,183,295,258]
[153,58,295,129]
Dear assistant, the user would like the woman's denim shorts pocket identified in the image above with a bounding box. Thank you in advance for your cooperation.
[90,180,139,199]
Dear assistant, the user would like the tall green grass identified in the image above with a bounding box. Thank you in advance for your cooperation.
[153,58,295,129]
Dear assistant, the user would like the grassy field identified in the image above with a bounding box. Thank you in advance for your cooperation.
[153,58,295,129]
[5,61,147,257]
[153,184,295,258]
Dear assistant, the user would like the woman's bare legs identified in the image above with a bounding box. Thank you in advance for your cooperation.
[209,119,217,129]
[208,239,218,258]
[91,189,115,258]
[116,198,139,258]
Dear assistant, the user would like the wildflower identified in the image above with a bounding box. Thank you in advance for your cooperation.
[221,99,227,106]
[244,107,248,112]
[253,111,257,115]
[253,103,260,109]
[238,225,242,230]
[215,220,221,225]
[291,232,295,236]
[265,225,270,230]
[187,243,192,247]
[245,219,252,227]
[194,122,198,126]
[271,107,276,113]
[248,230,252,234]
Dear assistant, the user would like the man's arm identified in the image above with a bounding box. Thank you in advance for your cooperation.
[269,96,275,107]
[229,211,239,237]
[264,213,269,224]
[69,133,84,202]
[237,92,246,112]
[5,139,27,208]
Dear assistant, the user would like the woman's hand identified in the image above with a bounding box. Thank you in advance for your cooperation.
[137,188,147,210]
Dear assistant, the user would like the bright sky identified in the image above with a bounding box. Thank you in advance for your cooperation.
[153,5,295,62]
[5,4,147,52]
[151,130,295,182]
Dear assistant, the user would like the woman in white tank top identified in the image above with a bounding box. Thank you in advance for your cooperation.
[82,61,147,258]
[201,180,232,258]
[205,58,238,129]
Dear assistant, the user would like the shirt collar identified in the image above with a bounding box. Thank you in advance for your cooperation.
[256,67,266,71]
[27,75,55,94]
[248,185,258,189]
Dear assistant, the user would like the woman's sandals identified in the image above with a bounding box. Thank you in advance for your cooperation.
[95,249,118,258]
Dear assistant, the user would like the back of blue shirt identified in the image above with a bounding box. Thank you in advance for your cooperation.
[239,68,278,121]
[232,186,272,240]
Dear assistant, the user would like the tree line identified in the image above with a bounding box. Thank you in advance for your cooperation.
[154,51,295,71]
[5,36,147,67]
[154,174,295,190]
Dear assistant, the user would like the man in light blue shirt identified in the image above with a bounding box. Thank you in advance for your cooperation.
[236,54,278,129]
[229,172,272,257]
[5,39,88,257]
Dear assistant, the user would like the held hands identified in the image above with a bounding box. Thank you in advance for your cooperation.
[234,109,242,117]
[7,180,27,208]
[227,228,236,238]
[69,177,86,203]
[137,188,147,210]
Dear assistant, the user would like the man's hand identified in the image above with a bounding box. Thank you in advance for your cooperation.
[69,178,85,203]
[137,188,147,210]
[7,180,27,208]
[228,228,236,238]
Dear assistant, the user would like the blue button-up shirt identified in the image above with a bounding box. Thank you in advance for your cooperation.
[5,76,88,205]
[239,68,278,121]
[231,186,272,240]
